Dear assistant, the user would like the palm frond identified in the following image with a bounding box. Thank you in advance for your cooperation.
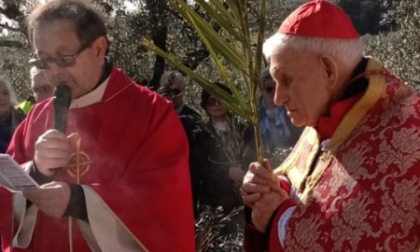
[143,0,268,163]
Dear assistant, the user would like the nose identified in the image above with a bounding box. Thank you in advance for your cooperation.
[273,83,288,106]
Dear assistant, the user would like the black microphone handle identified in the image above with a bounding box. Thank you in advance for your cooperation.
[53,84,72,134]
[53,106,69,133]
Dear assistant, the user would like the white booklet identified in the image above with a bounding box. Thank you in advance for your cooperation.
[0,154,39,192]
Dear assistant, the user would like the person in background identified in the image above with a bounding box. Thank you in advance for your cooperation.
[259,67,302,165]
[0,0,195,251]
[0,75,25,153]
[159,70,213,218]
[15,96,35,115]
[241,1,420,251]
[30,66,54,103]
[159,70,201,120]
[16,67,53,115]
[200,83,256,215]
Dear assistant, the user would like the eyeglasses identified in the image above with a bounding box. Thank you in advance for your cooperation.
[159,72,185,99]
[29,43,90,70]
[207,97,221,107]
[169,88,183,97]
[164,88,183,99]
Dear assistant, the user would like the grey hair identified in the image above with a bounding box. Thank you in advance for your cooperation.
[159,71,185,90]
[0,75,17,105]
[263,33,363,70]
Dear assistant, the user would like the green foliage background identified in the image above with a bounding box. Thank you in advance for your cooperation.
[1,0,419,107]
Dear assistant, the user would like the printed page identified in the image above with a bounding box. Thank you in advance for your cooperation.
[0,154,39,192]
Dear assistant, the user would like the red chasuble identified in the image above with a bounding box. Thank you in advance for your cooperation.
[244,58,420,251]
[266,58,420,251]
[0,68,196,251]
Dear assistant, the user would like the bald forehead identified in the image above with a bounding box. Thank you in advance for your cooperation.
[161,71,185,90]
[171,79,185,90]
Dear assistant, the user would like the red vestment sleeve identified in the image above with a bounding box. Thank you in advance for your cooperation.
[268,198,297,251]
[88,94,195,251]
[0,117,34,250]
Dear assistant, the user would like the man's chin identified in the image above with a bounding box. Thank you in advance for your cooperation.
[290,117,307,128]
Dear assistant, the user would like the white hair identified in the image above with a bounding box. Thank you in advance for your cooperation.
[0,75,17,105]
[263,33,363,70]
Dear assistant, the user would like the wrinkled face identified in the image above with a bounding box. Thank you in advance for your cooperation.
[167,80,184,109]
[0,83,11,117]
[261,78,276,107]
[31,19,106,99]
[32,72,54,102]
[171,95,183,110]
[270,46,332,127]
[206,97,228,120]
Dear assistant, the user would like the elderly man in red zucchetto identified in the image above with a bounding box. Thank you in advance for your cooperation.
[241,1,420,251]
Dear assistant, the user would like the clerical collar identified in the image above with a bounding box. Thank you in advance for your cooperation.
[341,57,369,99]
[70,58,113,109]
[70,77,109,109]
[316,57,369,140]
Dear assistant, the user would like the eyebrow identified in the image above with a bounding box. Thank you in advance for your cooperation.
[35,45,77,57]
[271,65,292,77]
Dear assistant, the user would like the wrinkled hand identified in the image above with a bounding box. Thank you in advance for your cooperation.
[241,159,282,208]
[23,182,71,218]
[252,187,290,232]
[229,166,246,186]
[34,130,78,176]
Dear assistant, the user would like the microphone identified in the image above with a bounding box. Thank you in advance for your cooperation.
[53,83,72,134]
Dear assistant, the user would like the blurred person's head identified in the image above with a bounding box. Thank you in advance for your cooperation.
[0,75,17,118]
[30,66,53,102]
[200,83,231,123]
[263,0,362,127]
[27,0,109,99]
[159,71,185,109]
[259,67,276,109]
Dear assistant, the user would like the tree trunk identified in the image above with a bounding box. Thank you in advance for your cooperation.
[145,0,169,90]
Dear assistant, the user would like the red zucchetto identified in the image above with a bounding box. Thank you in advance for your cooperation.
[278,0,360,39]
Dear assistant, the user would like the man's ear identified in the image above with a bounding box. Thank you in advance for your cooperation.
[320,56,338,89]
[92,36,108,59]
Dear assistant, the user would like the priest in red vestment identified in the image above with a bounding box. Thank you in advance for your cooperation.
[0,1,195,251]
[241,1,420,251]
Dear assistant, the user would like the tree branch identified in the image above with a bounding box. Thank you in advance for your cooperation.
[0,4,23,21]
[145,0,169,90]
[0,40,24,48]
[0,6,6,15]
[0,3,28,39]
[0,22,20,32]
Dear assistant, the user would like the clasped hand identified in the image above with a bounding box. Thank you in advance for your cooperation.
[23,182,71,218]
[34,129,79,176]
[27,129,79,217]
[241,159,290,232]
